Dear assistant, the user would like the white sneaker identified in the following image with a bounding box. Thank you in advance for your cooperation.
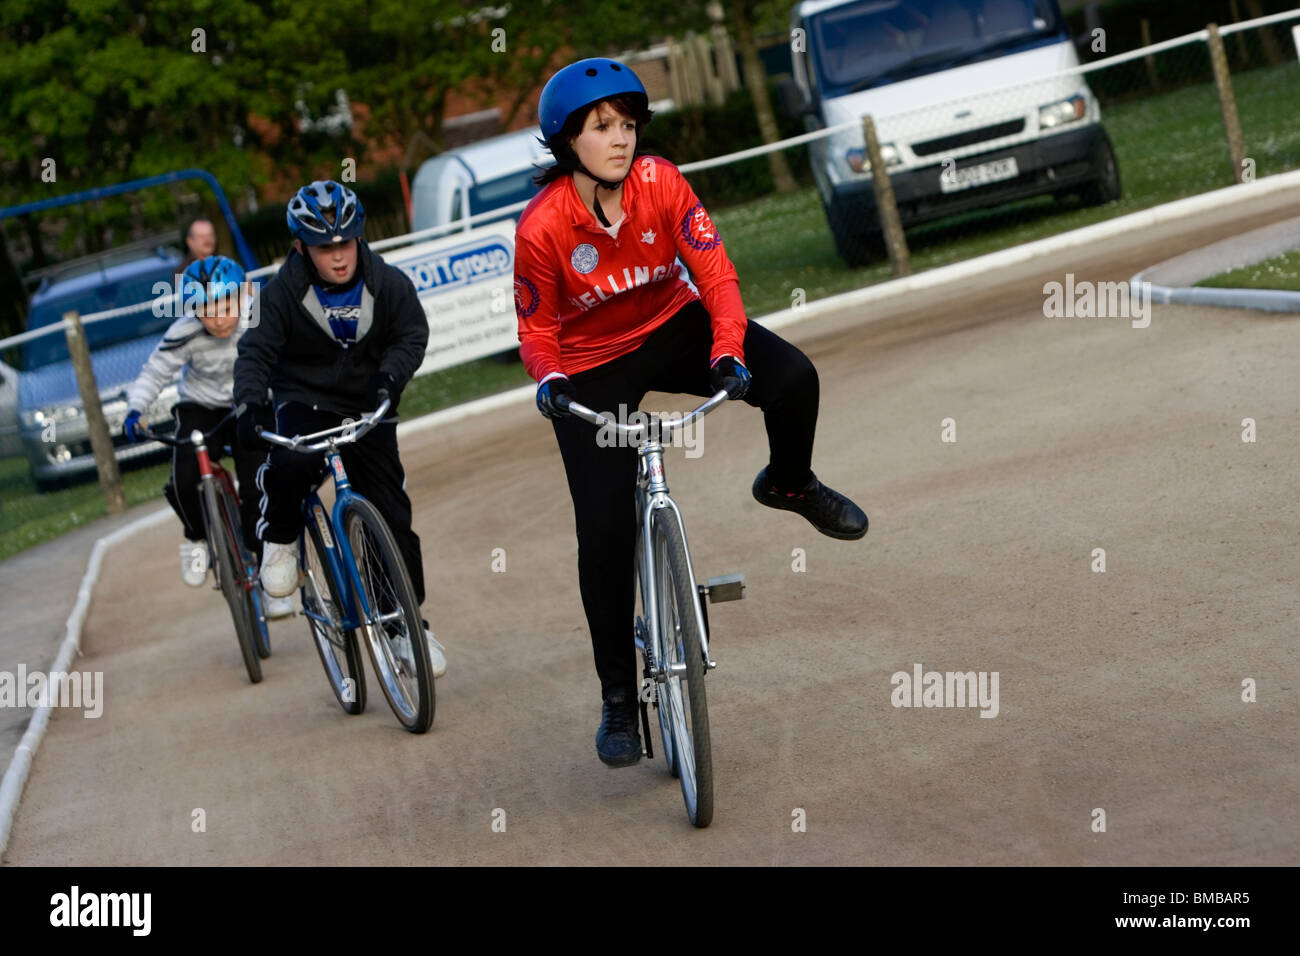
[259,540,301,598]
[425,630,447,679]
[262,589,296,620]
[181,541,209,588]
[389,630,447,679]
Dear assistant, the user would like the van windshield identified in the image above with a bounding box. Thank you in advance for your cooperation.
[22,249,180,371]
[808,0,1066,97]
[468,168,545,219]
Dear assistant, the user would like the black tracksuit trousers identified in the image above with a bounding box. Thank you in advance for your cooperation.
[551,302,819,698]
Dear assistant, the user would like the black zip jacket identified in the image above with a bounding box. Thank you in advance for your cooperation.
[234,239,429,417]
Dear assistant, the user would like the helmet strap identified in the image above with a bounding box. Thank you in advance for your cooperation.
[574,164,627,228]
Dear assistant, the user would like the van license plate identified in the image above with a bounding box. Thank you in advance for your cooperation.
[940,157,1019,193]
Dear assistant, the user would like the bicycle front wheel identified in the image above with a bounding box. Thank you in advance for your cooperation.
[203,481,262,684]
[344,498,434,734]
[651,507,713,828]
[217,478,270,660]
[637,533,679,779]
[303,513,366,715]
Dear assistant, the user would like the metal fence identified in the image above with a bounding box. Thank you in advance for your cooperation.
[2,9,1298,559]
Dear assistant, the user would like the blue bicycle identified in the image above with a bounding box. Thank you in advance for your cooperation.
[259,398,434,733]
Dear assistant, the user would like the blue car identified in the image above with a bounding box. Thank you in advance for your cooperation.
[18,243,185,488]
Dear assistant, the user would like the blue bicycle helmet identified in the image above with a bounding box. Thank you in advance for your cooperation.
[286,180,365,245]
[182,255,246,306]
[538,57,649,142]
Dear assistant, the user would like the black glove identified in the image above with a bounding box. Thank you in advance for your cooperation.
[365,370,401,412]
[536,375,577,419]
[236,402,274,450]
[710,356,751,400]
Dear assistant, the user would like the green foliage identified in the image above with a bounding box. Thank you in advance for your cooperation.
[0,0,712,332]
[0,1,276,208]
[640,82,813,208]
[0,0,706,217]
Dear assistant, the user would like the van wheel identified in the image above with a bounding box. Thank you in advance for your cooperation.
[1079,130,1121,207]
[825,199,886,268]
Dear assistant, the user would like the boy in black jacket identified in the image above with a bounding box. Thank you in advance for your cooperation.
[233,180,446,676]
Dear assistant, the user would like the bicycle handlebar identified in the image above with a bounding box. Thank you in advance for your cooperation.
[257,397,392,453]
[138,407,238,448]
[558,390,730,440]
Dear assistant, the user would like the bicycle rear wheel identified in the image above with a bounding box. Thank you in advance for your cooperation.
[651,507,713,828]
[203,481,262,684]
[344,498,434,733]
[302,511,366,715]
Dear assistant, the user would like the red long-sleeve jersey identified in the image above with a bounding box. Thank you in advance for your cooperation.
[513,155,747,383]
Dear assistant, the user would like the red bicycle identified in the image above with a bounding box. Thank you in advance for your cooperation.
[142,416,271,683]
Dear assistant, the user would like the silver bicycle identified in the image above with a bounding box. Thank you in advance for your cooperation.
[561,391,747,828]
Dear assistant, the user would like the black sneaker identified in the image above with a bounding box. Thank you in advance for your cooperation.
[595,686,643,768]
[752,467,868,540]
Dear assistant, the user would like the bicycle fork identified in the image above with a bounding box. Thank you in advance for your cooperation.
[192,430,252,596]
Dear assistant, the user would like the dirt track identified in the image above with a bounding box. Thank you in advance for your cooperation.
[5,200,1298,865]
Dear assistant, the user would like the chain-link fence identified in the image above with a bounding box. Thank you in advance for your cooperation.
[2,7,1298,561]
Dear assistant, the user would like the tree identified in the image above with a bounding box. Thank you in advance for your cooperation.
[0,2,280,229]
[725,0,796,193]
[341,1,700,174]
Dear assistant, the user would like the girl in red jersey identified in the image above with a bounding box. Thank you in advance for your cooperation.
[514,57,867,767]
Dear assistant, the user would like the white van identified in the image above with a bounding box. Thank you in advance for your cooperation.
[784,0,1120,265]
[410,128,554,233]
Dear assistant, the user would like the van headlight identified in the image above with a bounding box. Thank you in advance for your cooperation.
[1039,95,1086,129]
[846,143,901,173]
[22,405,83,428]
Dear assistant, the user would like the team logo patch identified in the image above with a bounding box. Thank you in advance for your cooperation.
[570,243,599,274]
[514,275,540,319]
[680,203,721,251]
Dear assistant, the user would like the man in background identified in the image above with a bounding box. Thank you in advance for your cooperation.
[179,218,217,270]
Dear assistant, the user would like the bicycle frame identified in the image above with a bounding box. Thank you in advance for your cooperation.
[299,452,389,635]
[144,417,257,590]
[191,433,255,579]
[259,401,402,636]
[634,442,716,678]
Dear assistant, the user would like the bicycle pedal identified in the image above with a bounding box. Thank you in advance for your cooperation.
[701,573,745,603]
